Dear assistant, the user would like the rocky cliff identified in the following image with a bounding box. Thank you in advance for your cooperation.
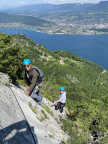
[0,72,68,144]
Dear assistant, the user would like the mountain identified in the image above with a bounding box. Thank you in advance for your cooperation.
[0,12,51,27]
[3,3,95,16]
[96,1,108,10]
[2,2,108,34]
[5,2,108,15]
[5,4,56,15]
[0,33,108,143]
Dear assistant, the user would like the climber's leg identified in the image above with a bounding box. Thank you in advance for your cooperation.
[59,103,65,113]
[30,87,42,104]
[55,102,61,111]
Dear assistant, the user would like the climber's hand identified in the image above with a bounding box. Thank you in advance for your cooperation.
[53,101,57,105]
[26,87,30,96]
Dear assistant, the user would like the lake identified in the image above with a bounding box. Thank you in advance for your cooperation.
[0,28,108,69]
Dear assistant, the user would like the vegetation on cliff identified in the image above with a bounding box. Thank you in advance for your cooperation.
[0,33,108,143]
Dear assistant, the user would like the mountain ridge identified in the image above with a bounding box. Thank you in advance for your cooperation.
[1,1,108,34]
[4,1,108,14]
[0,12,52,27]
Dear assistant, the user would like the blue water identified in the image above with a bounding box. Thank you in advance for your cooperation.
[0,28,108,69]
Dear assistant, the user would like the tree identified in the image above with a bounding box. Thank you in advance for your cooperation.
[0,35,28,82]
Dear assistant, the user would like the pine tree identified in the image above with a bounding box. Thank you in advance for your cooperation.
[0,34,27,82]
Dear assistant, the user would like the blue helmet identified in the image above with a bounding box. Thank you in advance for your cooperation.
[23,59,31,65]
[60,86,65,91]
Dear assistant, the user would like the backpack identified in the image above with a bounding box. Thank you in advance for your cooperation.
[32,66,44,82]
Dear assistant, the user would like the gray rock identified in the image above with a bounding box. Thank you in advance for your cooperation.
[0,85,36,144]
[0,73,69,144]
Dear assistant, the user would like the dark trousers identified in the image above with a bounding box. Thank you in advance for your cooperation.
[30,87,42,102]
[55,102,65,113]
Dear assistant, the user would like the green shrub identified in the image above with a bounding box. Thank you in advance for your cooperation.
[43,105,54,116]
[28,102,37,114]
[41,109,49,120]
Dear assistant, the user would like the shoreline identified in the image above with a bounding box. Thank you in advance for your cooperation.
[0,24,108,36]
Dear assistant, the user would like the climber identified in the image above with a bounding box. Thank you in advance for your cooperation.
[23,59,43,105]
[53,86,66,113]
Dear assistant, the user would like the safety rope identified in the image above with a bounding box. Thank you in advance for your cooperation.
[8,83,37,144]
[0,124,4,143]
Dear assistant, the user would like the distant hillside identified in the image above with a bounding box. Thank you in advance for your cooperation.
[2,3,96,15]
[5,4,56,15]
[0,33,108,143]
[95,1,108,11]
[2,1,108,34]
[0,12,51,27]
[5,2,108,16]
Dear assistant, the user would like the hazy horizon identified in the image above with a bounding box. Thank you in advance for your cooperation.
[0,0,106,10]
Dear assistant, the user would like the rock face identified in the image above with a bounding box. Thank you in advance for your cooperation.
[0,73,69,144]
[0,85,36,144]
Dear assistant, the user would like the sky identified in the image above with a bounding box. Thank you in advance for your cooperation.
[0,0,105,9]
